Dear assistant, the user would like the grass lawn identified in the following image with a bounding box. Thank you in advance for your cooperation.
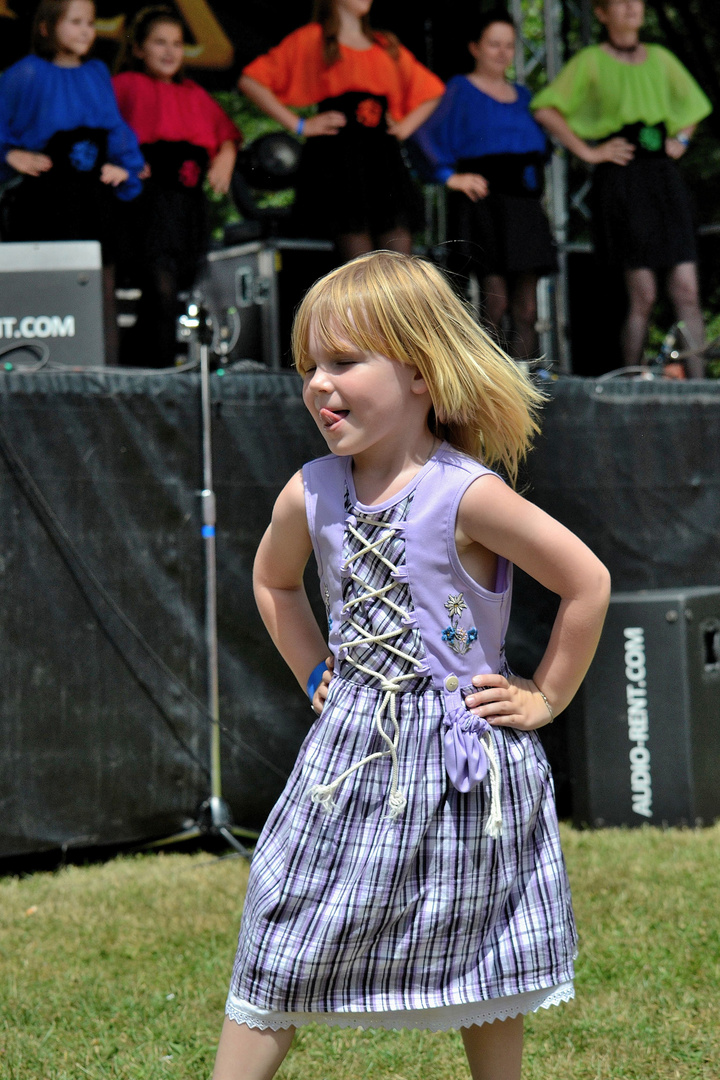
[1,824,718,1080]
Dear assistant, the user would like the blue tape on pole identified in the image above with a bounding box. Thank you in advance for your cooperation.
[202,525,215,537]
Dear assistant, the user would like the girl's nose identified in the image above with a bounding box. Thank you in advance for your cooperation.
[307,366,333,392]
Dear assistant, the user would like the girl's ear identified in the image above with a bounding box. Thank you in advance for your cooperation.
[39,20,49,38]
[410,367,429,396]
[468,39,481,63]
[132,41,144,59]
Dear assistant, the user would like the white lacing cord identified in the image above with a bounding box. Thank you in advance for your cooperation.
[309,516,419,820]
[481,734,503,839]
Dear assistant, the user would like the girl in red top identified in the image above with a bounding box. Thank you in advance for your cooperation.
[239,0,444,261]
[113,6,241,367]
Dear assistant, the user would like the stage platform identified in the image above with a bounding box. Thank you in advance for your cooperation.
[1,371,718,858]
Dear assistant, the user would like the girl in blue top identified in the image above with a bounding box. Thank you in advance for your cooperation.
[0,0,143,252]
[413,8,556,359]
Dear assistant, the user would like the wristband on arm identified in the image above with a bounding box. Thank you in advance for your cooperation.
[306,660,327,700]
[296,117,305,137]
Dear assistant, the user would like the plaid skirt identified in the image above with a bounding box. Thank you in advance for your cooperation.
[227,673,577,1022]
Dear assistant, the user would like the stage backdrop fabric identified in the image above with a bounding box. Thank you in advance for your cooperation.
[1,372,718,858]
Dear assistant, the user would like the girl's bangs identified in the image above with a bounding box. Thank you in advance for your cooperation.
[293,278,393,373]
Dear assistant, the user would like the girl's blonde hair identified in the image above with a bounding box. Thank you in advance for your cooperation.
[292,251,545,486]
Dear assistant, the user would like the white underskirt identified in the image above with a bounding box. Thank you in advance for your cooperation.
[225,981,574,1033]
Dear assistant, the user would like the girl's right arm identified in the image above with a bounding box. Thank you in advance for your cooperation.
[4,148,52,175]
[253,470,331,696]
[533,105,634,165]
[0,59,51,178]
[238,74,345,137]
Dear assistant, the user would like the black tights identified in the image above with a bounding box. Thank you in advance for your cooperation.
[335,227,412,263]
[129,265,181,369]
[481,273,539,361]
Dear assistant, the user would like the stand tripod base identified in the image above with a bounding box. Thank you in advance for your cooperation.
[144,797,256,857]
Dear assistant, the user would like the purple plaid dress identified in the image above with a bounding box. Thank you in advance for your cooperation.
[226,445,576,1031]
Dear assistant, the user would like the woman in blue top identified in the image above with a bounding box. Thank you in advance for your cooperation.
[413,9,556,359]
[0,0,143,252]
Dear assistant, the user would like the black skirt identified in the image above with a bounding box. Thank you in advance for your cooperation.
[118,140,210,288]
[591,150,697,271]
[446,152,557,279]
[291,92,422,239]
[2,126,119,258]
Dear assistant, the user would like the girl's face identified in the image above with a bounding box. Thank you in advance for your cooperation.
[469,22,515,78]
[595,0,645,35]
[134,20,185,81]
[302,328,428,462]
[51,0,96,63]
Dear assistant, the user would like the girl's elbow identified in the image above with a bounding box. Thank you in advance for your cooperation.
[595,562,612,610]
[238,74,259,97]
[533,107,557,128]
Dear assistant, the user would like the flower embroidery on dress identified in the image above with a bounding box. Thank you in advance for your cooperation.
[442,594,477,655]
[178,159,202,187]
[69,140,99,172]
[356,98,383,128]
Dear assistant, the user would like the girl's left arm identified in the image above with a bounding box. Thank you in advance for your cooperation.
[388,97,442,141]
[95,64,144,199]
[207,139,237,194]
[387,44,444,141]
[459,475,611,729]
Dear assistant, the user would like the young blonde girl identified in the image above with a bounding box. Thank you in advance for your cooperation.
[213,251,610,1080]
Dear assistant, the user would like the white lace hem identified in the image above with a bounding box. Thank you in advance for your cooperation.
[225,981,575,1032]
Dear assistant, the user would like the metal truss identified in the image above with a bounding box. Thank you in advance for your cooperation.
[511,0,595,372]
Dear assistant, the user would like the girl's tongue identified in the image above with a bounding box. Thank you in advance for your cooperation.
[320,408,349,426]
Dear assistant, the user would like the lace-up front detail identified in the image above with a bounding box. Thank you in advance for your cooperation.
[309,492,430,819]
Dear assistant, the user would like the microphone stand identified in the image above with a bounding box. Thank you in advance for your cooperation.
[148,303,252,857]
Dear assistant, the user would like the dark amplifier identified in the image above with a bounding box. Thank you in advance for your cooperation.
[196,239,336,368]
[569,587,720,828]
[0,241,105,366]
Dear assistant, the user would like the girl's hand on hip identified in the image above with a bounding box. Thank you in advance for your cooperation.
[311,655,334,716]
[6,149,53,176]
[588,137,634,166]
[304,111,346,137]
[207,141,237,194]
[446,172,489,201]
[207,157,233,194]
[665,137,687,160]
[100,163,129,186]
[464,673,553,730]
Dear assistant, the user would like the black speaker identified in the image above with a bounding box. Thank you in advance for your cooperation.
[569,587,720,827]
[0,240,105,365]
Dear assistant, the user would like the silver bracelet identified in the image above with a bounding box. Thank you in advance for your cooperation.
[532,681,554,723]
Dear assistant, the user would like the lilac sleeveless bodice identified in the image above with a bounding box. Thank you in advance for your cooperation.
[303,443,512,709]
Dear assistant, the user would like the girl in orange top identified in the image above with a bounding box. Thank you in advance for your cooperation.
[239,0,443,261]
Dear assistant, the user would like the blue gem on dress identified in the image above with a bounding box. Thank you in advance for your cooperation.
[442,593,477,655]
[69,140,99,171]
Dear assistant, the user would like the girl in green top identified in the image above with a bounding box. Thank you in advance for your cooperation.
[532,0,712,375]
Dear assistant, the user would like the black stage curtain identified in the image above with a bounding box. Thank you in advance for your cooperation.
[1,373,718,857]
